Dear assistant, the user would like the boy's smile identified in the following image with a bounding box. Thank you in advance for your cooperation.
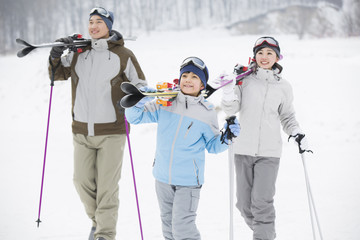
[180,72,204,97]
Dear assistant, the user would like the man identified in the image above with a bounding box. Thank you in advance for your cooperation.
[48,7,147,240]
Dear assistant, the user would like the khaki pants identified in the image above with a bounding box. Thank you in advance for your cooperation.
[73,133,126,240]
[234,155,280,240]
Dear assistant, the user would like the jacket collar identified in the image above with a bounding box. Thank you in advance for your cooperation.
[255,67,282,82]
[90,30,124,51]
[176,91,213,110]
[177,91,201,104]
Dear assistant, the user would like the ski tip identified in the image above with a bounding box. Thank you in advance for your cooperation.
[17,46,35,58]
[119,94,145,108]
[15,38,31,47]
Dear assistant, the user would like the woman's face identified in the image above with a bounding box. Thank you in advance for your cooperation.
[255,47,279,69]
[88,15,109,39]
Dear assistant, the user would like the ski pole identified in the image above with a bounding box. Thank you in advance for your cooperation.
[36,80,53,227]
[221,115,238,240]
[228,141,234,240]
[36,57,60,227]
[289,133,324,239]
[124,115,144,240]
[301,153,324,240]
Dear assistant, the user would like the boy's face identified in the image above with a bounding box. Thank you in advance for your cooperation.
[255,47,279,69]
[88,15,110,39]
[180,71,204,97]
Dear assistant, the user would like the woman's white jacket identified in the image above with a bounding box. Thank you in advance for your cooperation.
[221,67,301,158]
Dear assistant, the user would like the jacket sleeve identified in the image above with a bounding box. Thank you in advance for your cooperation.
[203,112,228,154]
[279,81,301,135]
[123,51,147,88]
[125,101,160,124]
[205,134,228,154]
[47,52,74,81]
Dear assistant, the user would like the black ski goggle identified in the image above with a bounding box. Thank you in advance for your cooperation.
[254,37,279,48]
[90,7,113,21]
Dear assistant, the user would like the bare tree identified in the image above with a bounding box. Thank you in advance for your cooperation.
[1,0,353,55]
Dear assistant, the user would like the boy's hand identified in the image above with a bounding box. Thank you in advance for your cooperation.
[134,86,157,108]
[221,116,240,144]
[140,86,157,93]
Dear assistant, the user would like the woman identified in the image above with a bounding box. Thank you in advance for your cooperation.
[221,36,310,240]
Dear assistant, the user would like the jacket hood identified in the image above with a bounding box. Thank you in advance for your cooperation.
[109,30,124,45]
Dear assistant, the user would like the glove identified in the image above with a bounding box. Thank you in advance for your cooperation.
[220,73,235,93]
[50,37,73,59]
[218,73,237,102]
[140,86,157,93]
[134,86,157,108]
[288,131,311,154]
[221,117,240,144]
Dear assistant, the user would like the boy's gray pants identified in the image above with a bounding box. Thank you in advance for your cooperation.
[155,180,202,240]
[234,154,280,240]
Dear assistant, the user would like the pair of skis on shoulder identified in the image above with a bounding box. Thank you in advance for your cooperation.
[120,82,179,108]
[120,67,253,108]
[15,35,137,58]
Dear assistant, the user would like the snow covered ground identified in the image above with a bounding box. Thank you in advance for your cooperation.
[1,29,359,239]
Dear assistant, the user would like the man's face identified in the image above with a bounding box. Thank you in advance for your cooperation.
[88,15,109,39]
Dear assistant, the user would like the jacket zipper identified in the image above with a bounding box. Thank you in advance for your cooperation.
[257,80,269,155]
[184,121,193,138]
[168,115,184,184]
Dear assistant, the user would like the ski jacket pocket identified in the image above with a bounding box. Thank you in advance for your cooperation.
[190,187,201,212]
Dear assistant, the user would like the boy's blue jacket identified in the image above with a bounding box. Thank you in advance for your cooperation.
[125,91,228,186]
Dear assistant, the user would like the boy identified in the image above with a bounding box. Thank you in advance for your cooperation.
[125,57,240,239]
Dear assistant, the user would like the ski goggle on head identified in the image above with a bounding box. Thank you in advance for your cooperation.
[180,56,209,80]
[253,36,282,59]
[254,36,279,48]
[181,57,206,70]
[90,7,113,22]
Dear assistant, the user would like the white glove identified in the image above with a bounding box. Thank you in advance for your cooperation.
[219,73,237,102]
[289,130,311,153]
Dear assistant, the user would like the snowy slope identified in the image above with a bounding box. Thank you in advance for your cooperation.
[1,29,360,240]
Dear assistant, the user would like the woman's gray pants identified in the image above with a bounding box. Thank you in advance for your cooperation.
[234,154,280,240]
[155,180,201,240]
